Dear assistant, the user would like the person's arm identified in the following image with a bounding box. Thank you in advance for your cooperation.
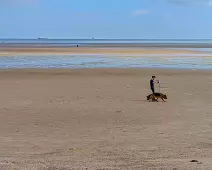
[154,80,159,84]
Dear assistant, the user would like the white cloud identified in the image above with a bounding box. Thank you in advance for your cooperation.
[132,10,150,16]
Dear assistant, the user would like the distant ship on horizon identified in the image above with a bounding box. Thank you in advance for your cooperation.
[38,37,48,40]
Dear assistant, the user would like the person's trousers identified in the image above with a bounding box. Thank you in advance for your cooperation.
[151,88,155,94]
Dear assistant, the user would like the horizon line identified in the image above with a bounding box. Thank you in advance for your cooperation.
[1,38,212,41]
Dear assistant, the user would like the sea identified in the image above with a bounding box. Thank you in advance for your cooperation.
[0,39,212,70]
[1,39,212,48]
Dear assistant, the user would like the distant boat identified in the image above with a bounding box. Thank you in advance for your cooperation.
[38,38,48,40]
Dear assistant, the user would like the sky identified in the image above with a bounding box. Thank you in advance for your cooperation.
[0,0,212,39]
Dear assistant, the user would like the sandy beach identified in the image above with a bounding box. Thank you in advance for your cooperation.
[1,0,212,168]
[1,68,212,169]
[0,46,208,56]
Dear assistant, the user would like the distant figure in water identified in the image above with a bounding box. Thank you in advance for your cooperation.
[77,45,79,48]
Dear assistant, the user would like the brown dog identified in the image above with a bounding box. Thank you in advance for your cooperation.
[147,93,167,102]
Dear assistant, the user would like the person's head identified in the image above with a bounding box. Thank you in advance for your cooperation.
[152,76,156,80]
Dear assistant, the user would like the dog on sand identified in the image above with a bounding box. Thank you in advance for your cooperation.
[147,93,167,102]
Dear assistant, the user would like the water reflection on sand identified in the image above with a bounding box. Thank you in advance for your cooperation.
[0,54,212,70]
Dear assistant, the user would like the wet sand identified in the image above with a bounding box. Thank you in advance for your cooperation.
[0,68,212,169]
[0,46,208,56]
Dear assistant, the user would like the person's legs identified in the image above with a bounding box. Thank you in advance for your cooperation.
[151,88,157,101]
[151,88,155,94]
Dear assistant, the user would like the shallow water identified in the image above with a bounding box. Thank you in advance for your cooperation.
[178,48,212,53]
[0,54,212,70]
[2,39,212,48]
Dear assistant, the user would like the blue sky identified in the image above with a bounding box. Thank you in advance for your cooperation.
[0,0,212,39]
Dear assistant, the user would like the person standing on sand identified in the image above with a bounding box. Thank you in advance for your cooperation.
[150,76,158,94]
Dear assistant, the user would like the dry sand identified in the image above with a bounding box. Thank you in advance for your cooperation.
[0,68,212,170]
[0,47,207,56]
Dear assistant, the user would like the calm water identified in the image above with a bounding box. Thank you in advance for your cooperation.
[1,39,212,70]
[1,39,212,48]
[0,55,212,70]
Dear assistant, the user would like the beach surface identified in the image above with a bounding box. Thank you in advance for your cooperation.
[1,68,212,170]
[0,46,209,56]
